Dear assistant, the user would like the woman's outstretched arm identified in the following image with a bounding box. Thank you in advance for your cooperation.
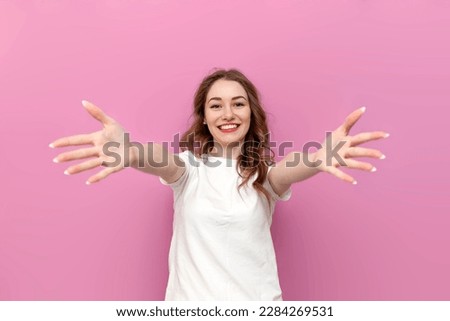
[49,100,185,185]
[268,107,389,197]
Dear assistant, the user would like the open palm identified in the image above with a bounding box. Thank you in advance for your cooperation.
[312,107,388,184]
[50,100,131,184]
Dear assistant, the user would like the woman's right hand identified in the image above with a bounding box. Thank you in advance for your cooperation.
[49,100,134,184]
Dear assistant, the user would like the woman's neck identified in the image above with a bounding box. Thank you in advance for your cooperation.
[208,143,242,160]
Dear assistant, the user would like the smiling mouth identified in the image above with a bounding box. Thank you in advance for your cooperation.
[218,124,240,130]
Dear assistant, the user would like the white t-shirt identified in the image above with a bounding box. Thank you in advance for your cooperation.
[159,150,292,300]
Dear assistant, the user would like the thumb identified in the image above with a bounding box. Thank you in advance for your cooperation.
[81,100,114,126]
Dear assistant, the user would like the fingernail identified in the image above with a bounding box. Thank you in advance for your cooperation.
[370,167,377,172]
[352,180,358,185]
[380,154,386,160]
[64,170,70,175]
[81,100,89,108]
[49,143,55,148]
[360,106,366,113]
[53,157,59,163]
[383,133,390,138]
[86,181,91,185]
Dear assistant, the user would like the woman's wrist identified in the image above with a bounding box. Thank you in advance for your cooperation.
[127,143,140,168]
[309,150,326,173]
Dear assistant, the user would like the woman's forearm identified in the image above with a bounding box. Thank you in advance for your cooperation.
[276,151,322,186]
[129,142,184,180]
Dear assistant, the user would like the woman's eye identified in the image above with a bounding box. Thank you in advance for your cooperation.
[210,103,244,109]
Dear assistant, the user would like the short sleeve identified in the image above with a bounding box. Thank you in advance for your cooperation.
[159,150,193,191]
[264,166,293,202]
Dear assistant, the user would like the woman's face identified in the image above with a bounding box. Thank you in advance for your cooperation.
[204,79,251,156]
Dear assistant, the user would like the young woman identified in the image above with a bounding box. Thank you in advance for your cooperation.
[50,68,388,300]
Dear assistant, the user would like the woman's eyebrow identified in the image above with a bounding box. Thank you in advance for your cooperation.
[208,96,247,103]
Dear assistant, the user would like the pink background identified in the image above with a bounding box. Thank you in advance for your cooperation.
[1,0,449,300]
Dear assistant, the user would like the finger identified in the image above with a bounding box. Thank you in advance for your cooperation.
[53,147,99,163]
[343,159,376,172]
[86,167,118,184]
[50,133,93,148]
[351,131,389,146]
[325,166,356,184]
[341,106,366,134]
[64,158,103,175]
[346,147,384,159]
[82,100,114,126]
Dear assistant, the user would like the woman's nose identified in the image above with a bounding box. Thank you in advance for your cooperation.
[222,105,234,119]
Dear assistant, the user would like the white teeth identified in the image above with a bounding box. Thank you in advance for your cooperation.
[220,124,238,130]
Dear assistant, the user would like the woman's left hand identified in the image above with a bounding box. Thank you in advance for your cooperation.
[312,107,389,184]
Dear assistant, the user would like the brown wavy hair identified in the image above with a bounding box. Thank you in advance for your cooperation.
[179,68,276,207]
